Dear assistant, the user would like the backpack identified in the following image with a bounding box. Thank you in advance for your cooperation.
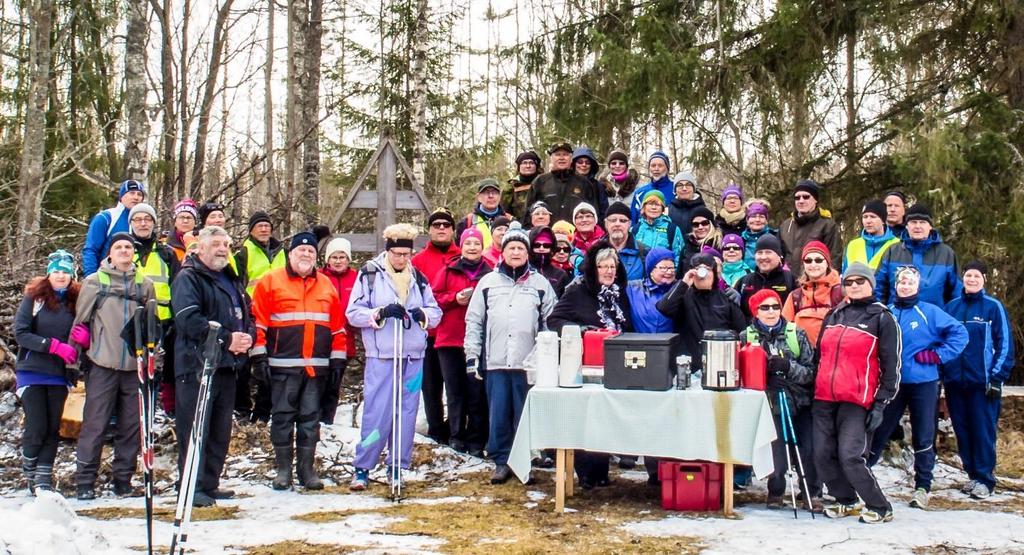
[359,261,429,300]
[790,283,843,313]
[94,269,148,313]
[746,322,801,357]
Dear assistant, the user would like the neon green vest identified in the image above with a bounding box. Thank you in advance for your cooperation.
[135,251,171,320]
[243,238,285,296]
[845,236,900,270]
[465,214,495,248]
[746,322,801,357]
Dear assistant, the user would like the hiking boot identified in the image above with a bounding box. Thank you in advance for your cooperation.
[490,464,512,484]
[909,488,929,509]
[618,456,637,470]
[272,446,293,490]
[824,501,863,519]
[76,485,96,501]
[349,468,369,491]
[449,439,467,454]
[22,455,38,495]
[960,479,979,494]
[113,480,141,497]
[647,475,660,487]
[207,488,235,499]
[859,507,894,524]
[192,490,216,507]
[969,482,993,499]
[296,447,323,490]
[804,496,824,512]
[766,494,785,510]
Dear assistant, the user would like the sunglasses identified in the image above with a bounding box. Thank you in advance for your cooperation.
[533,243,553,249]
[430,222,453,229]
[843,277,868,286]
[723,246,742,252]
[692,219,711,228]
[794,193,813,200]
[803,256,826,264]
[758,304,782,312]
[556,246,572,253]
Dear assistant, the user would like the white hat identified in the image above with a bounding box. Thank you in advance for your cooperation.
[572,202,597,221]
[324,237,352,259]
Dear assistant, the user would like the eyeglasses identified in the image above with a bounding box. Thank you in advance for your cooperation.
[758,304,782,312]
[575,213,596,220]
[794,193,813,201]
[556,246,572,253]
[654,265,676,272]
[130,216,154,223]
[430,222,452,229]
[722,246,742,252]
[843,277,868,286]
[803,256,825,264]
[692,220,711,228]
[609,160,626,166]
[533,243,553,250]
[389,251,413,258]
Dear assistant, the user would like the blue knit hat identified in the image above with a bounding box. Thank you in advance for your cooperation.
[648,151,670,172]
[46,249,75,277]
[118,179,146,200]
[289,231,318,251]
[645,247,675,276]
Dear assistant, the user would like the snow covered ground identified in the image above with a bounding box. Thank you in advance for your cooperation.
[2,399,1023,554]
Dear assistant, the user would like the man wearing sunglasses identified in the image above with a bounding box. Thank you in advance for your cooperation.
[779,179,842,276]
[813,262,901,524]
[736,234,797,318]
[412,208,462,446]
[82,179,146,277]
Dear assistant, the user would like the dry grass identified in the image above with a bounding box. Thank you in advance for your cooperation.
[238,541,359,554]
[294,470,705,554]
[77,504,239,522]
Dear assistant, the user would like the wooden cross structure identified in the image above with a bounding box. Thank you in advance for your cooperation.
[328,128,432,252]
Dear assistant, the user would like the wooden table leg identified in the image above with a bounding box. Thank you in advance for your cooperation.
[555,449,566,513]
[566,450,575,498]
[723,463,734,515]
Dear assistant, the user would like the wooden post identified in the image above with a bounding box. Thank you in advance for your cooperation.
[375,137,397,252]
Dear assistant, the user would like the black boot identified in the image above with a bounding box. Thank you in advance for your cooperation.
[272,446,293,490]
[34,464,53,493]
[296,446,323,490]
[22,455,38,495]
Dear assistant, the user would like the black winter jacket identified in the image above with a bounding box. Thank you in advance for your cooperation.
[736,266,798,318]
[13,293,76,378]
[548,240,633,333]
[526,169,600,223]
[656,280,747,373]
[172,255,254,377]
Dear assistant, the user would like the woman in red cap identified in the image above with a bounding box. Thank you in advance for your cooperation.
[782,240,843,346]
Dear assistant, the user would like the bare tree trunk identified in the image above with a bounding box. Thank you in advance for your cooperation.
[284,0,308,234]
[152,0,177,222]
[176,0,191,200]
[188,0,236,198]
[16,0,55,265]
[264,0,277,214]
[789,88,808,173]
[123,0,151,181]
[409,0,429,188]
[845,25,857,171]
[300,0,323,227]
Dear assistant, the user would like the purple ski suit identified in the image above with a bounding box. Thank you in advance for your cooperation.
[346,252,442,470]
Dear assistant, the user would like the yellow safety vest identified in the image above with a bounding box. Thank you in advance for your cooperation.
[243,238,285,296]
[464,214,495,248]
[844,236,900,270]
[135,250,171,320]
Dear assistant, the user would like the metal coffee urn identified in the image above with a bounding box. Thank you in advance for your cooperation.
[702,330,740,391]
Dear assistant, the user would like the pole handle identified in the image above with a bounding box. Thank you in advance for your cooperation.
[132,306,145,356]
[146,298,159,348]
[203,321,223,365]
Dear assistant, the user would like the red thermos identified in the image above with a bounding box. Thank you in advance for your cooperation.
[738,344,767,390]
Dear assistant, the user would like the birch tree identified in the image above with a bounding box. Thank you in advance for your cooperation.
[409,0,428,188]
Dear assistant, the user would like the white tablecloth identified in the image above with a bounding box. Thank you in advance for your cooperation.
[508,384,777,483]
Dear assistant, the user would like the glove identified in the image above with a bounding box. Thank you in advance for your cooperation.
[328,358,346,388]
[251,355,270,384]
[986,381,1003,399]
[466,358,482,381]
[49,339,78,366]
[378,303,407,321]
[865,402,887,434]
[767,372,787,391]
[70,323,91,348]
[724,287,740,305]
[767,355,790,376]
[914,349,941,365]
[409,307,426,325]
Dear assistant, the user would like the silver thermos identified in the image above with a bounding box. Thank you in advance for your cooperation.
[701,330,740,391]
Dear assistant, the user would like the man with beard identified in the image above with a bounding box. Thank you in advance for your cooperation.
[604,202,647,280]
[171,226,253,506]
[526,142,600,223]
[502,150,542,222]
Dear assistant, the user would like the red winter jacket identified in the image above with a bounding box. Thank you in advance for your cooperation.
[814,298,902,409]
[431,257,492,348]
[412,241,461,338]
[320,266,358,358]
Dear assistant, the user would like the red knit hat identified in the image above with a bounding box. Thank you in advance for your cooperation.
[801,240,831,266]
[748,288,782,317]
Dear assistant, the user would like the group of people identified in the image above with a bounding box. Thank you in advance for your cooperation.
[12,144,1015,526]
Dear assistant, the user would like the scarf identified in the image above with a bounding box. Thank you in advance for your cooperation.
[460,257,487,281]
[383,256,413,304]
[612,170,629,183]
[596,284,627,331]
[894,293,919,309]
[477,203,502,218]
[718,206,746,227]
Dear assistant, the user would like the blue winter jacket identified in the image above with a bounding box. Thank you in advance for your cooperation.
[889,297,968,384]
[740,226,779,268]
[618,235,647,281]
[82,204,130,277]
[632,215,684,261]
[944,289,1016,385]
[875,230,961,307]
[630,175,674,222]
[626,278,674,333]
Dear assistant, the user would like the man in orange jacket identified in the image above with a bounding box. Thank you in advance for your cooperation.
[250,231,346,491]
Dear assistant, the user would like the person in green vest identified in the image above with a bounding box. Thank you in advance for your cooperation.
[235,211,285,296]
[842,200,899,272]
[233,210,284,422]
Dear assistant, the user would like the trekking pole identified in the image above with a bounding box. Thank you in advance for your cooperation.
[389,318,402,500]
[777,390,799,519]
[169,322,223,555]
[131,306,153,555]
[780,389,816,519]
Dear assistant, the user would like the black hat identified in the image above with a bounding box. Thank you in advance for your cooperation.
[249,211,273,232]
[964,260,988,277]
[905,203,933,224]
[607,150,629,165]
[289,231,318,251]
[515,150,541,166]
[490,215,512,230]
[311,224,332,245]
[605,202,631,220]
[755,234,784,258]
[427,208,455,227]
[475,178,501,194]
[107,232,137,255]
[547,141,573,155]
[884,190,907,204]
[198,202,225,226]
[861,199,887,221]
[794,179,820,200]
[690,206,715,224]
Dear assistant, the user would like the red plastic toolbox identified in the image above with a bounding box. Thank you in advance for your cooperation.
[658,460,723,511]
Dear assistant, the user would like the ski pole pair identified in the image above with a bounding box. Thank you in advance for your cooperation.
[390,313,412,501]
[132,300,160,555]
[777,389,815,519]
